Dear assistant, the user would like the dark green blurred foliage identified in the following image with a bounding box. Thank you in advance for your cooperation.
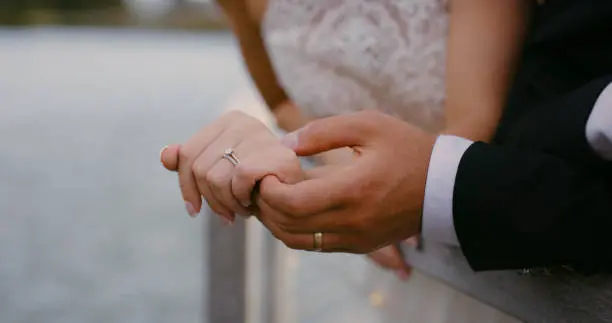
[1,0,124,25]
[4,0,123,10]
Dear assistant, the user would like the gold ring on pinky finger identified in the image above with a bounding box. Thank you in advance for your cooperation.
[313,232,324,252]
[222,148,240,166]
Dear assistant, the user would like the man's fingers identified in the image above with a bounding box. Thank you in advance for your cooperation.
[256,196,352,233]
[258,173,353,217]
[231,145,304,208]
[160,144,180,171]
[303,165,343,180]
[281,111,382,157]
[256,208,361,253]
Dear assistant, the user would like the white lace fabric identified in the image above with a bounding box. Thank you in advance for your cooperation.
[262,0,449,133]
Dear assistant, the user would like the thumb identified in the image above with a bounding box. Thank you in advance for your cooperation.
[281,112,374,157]
[160,144,181,171]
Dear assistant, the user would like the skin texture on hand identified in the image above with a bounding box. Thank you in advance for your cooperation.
[255,110,436,254]
[303,159,414,280]
[160,110,429,279]
[160,110,305,223]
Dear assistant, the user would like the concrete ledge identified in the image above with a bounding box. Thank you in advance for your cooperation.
[405,244,612,323]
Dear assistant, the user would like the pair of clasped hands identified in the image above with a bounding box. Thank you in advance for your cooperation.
[160,110,436,279]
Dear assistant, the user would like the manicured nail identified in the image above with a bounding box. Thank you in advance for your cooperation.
[185,202,198,217]
[220,216,234,226]
[396,269,410,281]
[159,145,169,160]
[218,212,235,222]
[281,131,298,150]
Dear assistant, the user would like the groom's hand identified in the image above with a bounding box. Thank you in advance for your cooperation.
[256,110,437,253]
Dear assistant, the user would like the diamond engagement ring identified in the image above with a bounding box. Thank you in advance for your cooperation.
[222,148,240,166]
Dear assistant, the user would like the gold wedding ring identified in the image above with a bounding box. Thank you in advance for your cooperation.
[313,232,324,252]
[222,148,240,166]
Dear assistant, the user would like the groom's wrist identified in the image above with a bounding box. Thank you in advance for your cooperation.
[421,135,473,246]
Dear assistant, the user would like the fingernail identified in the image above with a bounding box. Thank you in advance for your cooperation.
[240,200,252,208]
[222,218,233,226]
[159,145,169,160]
[217,212,235,222]
[281,131,298,150]
[185,202,198,217]
[396,269,410,281]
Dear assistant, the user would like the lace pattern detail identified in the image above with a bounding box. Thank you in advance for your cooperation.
[263,0,449,132]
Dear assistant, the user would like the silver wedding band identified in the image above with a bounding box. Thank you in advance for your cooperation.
[313,232,323,252]
[222,148,240,166]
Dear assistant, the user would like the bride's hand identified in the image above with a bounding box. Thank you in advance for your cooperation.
[367,238,418,281]
[160,110,305,223]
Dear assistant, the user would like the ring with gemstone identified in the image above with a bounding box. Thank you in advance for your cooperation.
[222,148,240,166]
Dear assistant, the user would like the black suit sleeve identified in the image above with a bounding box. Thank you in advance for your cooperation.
[453,77,612,272]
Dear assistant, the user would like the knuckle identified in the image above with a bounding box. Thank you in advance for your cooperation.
[278,160,301,180]
[282,195,304,214]
[344,181,367,203]
[272,213,291,231]
[205,170,223,187]
[191,161,205,178]
[179,147,195,165]
[358,110,386,133]
[233,163,251,181]
[346,216,366,232]
[352,176,382,200]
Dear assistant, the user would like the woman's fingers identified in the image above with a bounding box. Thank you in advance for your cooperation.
[191,142,239,220]
[177,114,239,216]
[367,244,412,280]
[160,144,181,171]
[206,158,252,217]
[231,145,304,208]
[164,110,293,219]
[191,131,260,218]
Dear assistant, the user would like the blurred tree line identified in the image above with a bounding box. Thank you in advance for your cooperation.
[1,0,124,25]
[1,0,227,29]
[4,0,123,10]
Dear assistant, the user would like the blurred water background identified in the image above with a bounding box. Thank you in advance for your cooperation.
[0,3,244,320]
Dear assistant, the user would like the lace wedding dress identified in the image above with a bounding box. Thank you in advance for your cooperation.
[259,0,518,322]
[263,0,447,133]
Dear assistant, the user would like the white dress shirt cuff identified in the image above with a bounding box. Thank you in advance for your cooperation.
[422,135,474,246]
[586,82,612,160]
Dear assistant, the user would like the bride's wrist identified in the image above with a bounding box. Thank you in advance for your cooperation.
[272,100,308,133]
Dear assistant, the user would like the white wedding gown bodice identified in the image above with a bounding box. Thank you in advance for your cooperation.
[262,0,449,133]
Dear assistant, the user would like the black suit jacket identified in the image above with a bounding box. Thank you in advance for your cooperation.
[453,0,612,271]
